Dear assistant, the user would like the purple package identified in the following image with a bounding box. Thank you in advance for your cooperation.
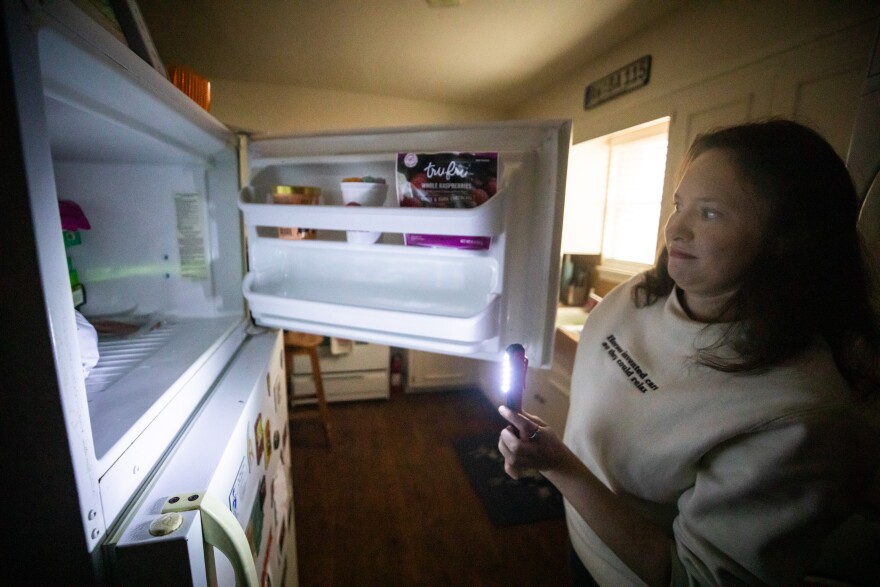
[396,152,498,249]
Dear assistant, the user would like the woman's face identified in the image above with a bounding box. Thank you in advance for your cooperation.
[664,148,769,320]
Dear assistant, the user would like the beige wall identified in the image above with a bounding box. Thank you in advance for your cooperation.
[210,79,503,135]
[511,1,880,150]
[210,3,880,146]
[510,0,880,286]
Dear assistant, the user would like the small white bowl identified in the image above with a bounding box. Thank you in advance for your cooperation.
[346,230,382,244]
[340,182,388,207]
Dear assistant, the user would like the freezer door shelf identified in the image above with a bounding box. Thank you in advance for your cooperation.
[245,274,499,354]
[240,186,505,351]
[243,237,502,355]
[239,184,505,236]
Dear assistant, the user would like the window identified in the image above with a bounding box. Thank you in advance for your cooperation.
[562,117,670,279]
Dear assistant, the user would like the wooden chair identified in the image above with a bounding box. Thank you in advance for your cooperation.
[284,331,331,445]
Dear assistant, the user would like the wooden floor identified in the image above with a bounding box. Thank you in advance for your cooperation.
[289,387,572,587]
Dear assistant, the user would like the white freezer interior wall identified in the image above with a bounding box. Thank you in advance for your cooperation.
[54,157,243,318]
[39,22,244,318]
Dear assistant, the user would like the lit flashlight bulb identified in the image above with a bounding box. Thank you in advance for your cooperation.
[501,343,527,412]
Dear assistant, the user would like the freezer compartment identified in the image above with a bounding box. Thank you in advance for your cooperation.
[56,160,243,320]
[40,33,249,525]
[20,6,249,537]
[39,12,243,320]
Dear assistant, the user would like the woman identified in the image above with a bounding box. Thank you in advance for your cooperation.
[498,119,879,586]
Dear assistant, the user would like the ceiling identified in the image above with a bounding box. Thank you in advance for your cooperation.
[137,0,686,110]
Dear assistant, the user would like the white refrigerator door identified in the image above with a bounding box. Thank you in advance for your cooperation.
[106,330,297,587]
[241,121,571,368]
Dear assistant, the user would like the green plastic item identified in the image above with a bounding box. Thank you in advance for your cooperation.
[63,230,81,247]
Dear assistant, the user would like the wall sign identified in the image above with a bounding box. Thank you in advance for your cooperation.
[584,55,652,110]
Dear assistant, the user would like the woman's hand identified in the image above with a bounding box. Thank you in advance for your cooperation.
[497,405,567,479]
[499,405,672,586]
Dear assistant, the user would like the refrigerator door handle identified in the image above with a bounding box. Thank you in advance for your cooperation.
[162,492,258,587]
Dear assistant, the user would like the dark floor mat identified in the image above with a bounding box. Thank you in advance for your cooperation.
[452,434,564,527]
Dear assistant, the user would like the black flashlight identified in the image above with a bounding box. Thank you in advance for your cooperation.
[501,343,528,412]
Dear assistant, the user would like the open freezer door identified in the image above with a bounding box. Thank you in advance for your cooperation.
[239,120,571,368]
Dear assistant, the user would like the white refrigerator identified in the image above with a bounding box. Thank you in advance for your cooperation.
[0,1,570,585]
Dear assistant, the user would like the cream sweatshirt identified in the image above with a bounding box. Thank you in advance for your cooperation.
[563,276,876,586]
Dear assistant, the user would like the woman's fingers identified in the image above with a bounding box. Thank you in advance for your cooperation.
[522,410,549,428]
[498,405,541,439]
[499,423,543,476]
[498,429,525,479]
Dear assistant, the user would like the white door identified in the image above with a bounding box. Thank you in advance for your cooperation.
[240,120,571,368]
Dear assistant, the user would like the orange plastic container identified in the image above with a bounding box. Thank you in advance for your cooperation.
[167,65,211,112]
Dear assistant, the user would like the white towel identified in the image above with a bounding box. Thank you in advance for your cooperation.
[75,310,100,378]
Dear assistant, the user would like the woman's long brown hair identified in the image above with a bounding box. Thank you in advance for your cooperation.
[633,119,879,398]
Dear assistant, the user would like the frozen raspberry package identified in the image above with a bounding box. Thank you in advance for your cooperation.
[396,152,498,249]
